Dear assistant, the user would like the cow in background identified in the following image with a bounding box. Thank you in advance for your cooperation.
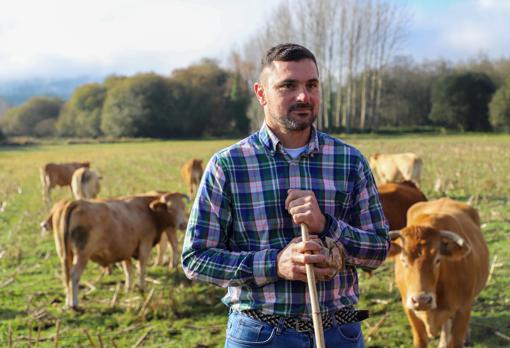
[369,153,422,186]
[388,198,489,348]
[57,192,188,309]
[378,181,427,230]
[71,167,101,200]
[40,162,90,206]
[180,158,204,199]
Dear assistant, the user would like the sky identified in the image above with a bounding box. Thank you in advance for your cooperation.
[1,0,510,81]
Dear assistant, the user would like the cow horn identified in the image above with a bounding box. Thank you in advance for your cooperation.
[388,230,401,240]
[439,230,465,247]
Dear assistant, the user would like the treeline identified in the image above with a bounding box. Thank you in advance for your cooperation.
[2,0,510,138]
[0,59,251,138]
[233,0,510,132]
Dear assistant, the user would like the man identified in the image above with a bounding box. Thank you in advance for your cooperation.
[182,43,389,347]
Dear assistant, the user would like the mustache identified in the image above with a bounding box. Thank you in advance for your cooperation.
[288,103,313,112]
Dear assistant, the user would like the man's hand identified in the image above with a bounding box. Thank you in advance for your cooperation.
[276,236,338,282]
[285,189,326,234]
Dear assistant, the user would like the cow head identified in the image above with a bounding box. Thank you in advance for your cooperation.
[149,193,189,230]
[388,226,471,311]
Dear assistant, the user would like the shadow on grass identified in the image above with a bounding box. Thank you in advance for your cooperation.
[471,314,510,347]
[0,308,25,320]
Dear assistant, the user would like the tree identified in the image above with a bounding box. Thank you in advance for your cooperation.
[170,59,250,137]
[429,72,495,131]
[0,96,62,137]
[489,75,510,131]
[101,73,173,138]
[57,83,106,137]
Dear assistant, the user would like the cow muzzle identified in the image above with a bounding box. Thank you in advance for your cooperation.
[407,292,436,311]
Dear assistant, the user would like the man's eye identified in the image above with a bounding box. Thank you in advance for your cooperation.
[281,83,294,89]
[307,82,318,89]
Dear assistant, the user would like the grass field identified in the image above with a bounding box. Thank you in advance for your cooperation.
[0,134,509,347]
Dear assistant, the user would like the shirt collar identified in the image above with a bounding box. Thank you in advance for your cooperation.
[258,122,320,156]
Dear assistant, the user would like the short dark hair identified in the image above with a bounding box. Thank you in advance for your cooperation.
[261,43,317,69]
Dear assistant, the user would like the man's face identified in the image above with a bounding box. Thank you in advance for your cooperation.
[254,59,320,132]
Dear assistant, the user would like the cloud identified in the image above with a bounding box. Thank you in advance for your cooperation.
[0,0,282,80]
[402,0,510,61]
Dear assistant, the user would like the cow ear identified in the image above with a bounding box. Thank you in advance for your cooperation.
[388,240,402,258]
[439,231,471,260]
[149,201,167,212]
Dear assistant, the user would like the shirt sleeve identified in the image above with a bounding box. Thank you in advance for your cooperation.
[181,155,279,288]
[320,155,390,271]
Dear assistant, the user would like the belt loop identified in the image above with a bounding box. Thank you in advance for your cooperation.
[276,316,285,335]
[331,309,338,327]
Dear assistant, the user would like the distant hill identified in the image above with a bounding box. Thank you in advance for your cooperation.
[0,76,103,106]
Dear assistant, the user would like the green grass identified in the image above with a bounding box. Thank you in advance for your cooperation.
[0,134,509,347]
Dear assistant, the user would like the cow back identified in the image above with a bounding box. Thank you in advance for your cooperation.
[378,181,427,230]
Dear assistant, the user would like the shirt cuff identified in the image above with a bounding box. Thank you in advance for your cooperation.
[318,213,338,239]
[253,249,279,286]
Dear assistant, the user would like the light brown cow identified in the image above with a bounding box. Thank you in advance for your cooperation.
[71,167,101,200]
[40,162,90,205]
[388,198,489,348]
[369,153,422,185]
[180,158,204,199]
[378,181,427,230]
[57,192,188,309]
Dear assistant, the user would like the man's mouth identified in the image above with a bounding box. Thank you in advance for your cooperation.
[289,105,313,113]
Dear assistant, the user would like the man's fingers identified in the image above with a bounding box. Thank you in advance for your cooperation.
[293,253,326,264]
[296,239,322,253]
[285,189,314,209]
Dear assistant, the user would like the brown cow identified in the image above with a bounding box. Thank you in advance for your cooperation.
[378,181,427,230]
[71,167,101,200]
[58,192,188,309]
[388,198,489,348]
[155,209,189,270]
[40,162,90,205]
[369,153,422,185]
[180,158,204,198]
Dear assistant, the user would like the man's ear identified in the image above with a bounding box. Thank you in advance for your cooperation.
[254,82,267,106]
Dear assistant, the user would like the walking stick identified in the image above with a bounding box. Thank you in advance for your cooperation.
[301,223,326,348]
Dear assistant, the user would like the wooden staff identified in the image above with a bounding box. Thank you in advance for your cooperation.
[301,223,325,348]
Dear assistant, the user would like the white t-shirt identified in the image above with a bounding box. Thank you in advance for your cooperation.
[283,145,308,159]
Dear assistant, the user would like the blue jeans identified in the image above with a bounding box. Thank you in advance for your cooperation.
[225,310,365,348]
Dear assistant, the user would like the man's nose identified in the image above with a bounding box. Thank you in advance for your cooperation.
[296,86,310,103]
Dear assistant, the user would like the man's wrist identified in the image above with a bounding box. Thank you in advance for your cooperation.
[318,214,334,239]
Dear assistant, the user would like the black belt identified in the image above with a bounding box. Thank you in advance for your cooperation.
[242,306,369,333]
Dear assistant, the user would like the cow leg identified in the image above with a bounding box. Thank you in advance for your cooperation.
[122,259,133,292]
[464,327,472,347]
[166,227,179,270]
[438,318,452,348]
[69,256,88,309]
[136,243,152,292]
[155,232,169,266]
[40,172,50,207]
[405,308,429,348]
[63,253,72,308]
[449,307,472,348]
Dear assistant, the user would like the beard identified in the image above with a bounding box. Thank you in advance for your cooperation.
[270,102,318,131]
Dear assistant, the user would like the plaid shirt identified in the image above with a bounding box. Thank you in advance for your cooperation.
[182,123,389,317]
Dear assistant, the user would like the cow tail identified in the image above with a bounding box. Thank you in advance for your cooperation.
[61,201,80,268]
